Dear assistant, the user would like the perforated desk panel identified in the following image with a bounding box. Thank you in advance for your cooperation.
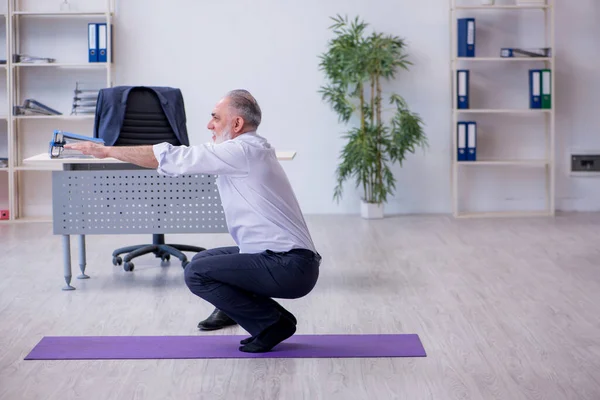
[52,169,229,235]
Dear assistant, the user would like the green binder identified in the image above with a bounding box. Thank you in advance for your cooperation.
[541,69,551,109]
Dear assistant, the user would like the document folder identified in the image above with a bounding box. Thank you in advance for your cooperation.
[96,23,112,62]
[529,69,541,109]
[457,70,469,109]
[48,130,104,159]
[541,69,551,109]
[14,99,62,116]
[88,23,98,62]
[500,47,551,58]
[457,122,467,161]
[98,23,107,62]
[467,121,477,161]
[457,18,475,57]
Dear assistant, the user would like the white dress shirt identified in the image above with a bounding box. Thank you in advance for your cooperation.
[152,132,316,254]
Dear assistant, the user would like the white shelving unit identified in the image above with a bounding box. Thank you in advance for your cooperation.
[0,8,10,220]
[450,0,555,218]
[3,0,115,223]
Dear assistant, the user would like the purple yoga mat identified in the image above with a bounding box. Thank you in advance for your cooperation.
[25,334,426,360]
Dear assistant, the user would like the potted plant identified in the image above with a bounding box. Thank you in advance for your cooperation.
[318,15,428,219]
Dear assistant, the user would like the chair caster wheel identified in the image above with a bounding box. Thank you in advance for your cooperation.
[112,256,122,266]
[182,260,190,268]
[123,262,134,271]
[160,254,170,266]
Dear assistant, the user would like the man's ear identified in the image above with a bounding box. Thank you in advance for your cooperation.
[233,117,245,133]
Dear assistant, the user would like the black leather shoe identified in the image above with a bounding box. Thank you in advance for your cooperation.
[275,305,297,325]
[197,308,238,331]
[240,306,297,345]
[239,316,296,353]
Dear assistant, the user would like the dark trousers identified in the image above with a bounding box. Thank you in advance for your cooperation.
[184,246,321,336]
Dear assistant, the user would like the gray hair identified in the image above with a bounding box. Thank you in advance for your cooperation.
[225,89,262,130]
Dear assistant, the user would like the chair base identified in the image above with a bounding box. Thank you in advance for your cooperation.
[111,234,205,271]
[112,243,206,271]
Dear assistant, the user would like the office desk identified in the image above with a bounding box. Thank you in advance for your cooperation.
[23,151,296,290]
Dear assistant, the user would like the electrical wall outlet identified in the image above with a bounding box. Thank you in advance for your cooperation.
[570,150,600,176]
[572,155,600,172]
[571,154,600,172]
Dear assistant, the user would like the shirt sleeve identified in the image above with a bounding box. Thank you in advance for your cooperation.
[152,141,248,177]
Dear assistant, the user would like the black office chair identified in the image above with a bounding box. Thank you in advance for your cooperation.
[96,86,205,271]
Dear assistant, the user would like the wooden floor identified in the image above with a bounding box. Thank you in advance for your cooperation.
[1,212,600,400]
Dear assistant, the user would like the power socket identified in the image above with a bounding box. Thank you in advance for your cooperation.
[572,154,600,172]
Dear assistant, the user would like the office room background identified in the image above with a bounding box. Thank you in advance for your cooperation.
[5,0,600,398]
[0,0,599,217]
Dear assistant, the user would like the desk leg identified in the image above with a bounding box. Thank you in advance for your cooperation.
[62,235,75,291]
[78,235,89,279]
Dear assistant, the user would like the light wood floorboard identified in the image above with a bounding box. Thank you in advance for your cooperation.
[1,212,600,399]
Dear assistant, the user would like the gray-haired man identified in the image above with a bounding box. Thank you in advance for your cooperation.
[66,90,321,353]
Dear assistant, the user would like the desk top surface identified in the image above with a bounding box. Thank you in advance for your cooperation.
[24,150,296,165]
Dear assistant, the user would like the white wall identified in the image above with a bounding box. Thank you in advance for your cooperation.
[554,0,600,211]
[14,0,600,215]
[111,0,451,214]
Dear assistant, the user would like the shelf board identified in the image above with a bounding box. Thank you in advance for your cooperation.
[454,57,552,62]
[457,160,549,166]
[455,210,553,219]
[13,62,109,68]
[453,5,550,10]
[455,109,552,114]
[8,216,52,223]
[0,167,8,172]
[14,115,94,120]
[13,11,112,17]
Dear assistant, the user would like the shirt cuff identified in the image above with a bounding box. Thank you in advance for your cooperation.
[152,142,175,176]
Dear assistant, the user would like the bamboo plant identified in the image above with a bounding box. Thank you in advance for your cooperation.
[318,14,428,206]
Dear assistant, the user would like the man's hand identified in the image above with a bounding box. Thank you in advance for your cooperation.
[63,142,110,159]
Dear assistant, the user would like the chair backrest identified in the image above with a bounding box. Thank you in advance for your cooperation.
[115,87,181,146]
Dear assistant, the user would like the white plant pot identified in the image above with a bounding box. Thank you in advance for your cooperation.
[361,201,384,219]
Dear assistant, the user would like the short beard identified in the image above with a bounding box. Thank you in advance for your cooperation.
[214,122,233,144]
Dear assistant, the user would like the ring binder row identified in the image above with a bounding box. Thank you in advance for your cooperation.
[49,129,105,159]
[457,17,552,59]
[455,68,552,110]
[529,69,552,109]
[89,23,113,63]
[456,122,476,162]
[12,86,101,117]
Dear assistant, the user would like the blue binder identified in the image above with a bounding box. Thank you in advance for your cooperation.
[97,23,107,62]
[457,70,469,109]
[467,121,477,161]
[529,69,541,109]
[48,130,105,159]
[457,121,467,161]
[88,23,98,62]
[457,18,475,57]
